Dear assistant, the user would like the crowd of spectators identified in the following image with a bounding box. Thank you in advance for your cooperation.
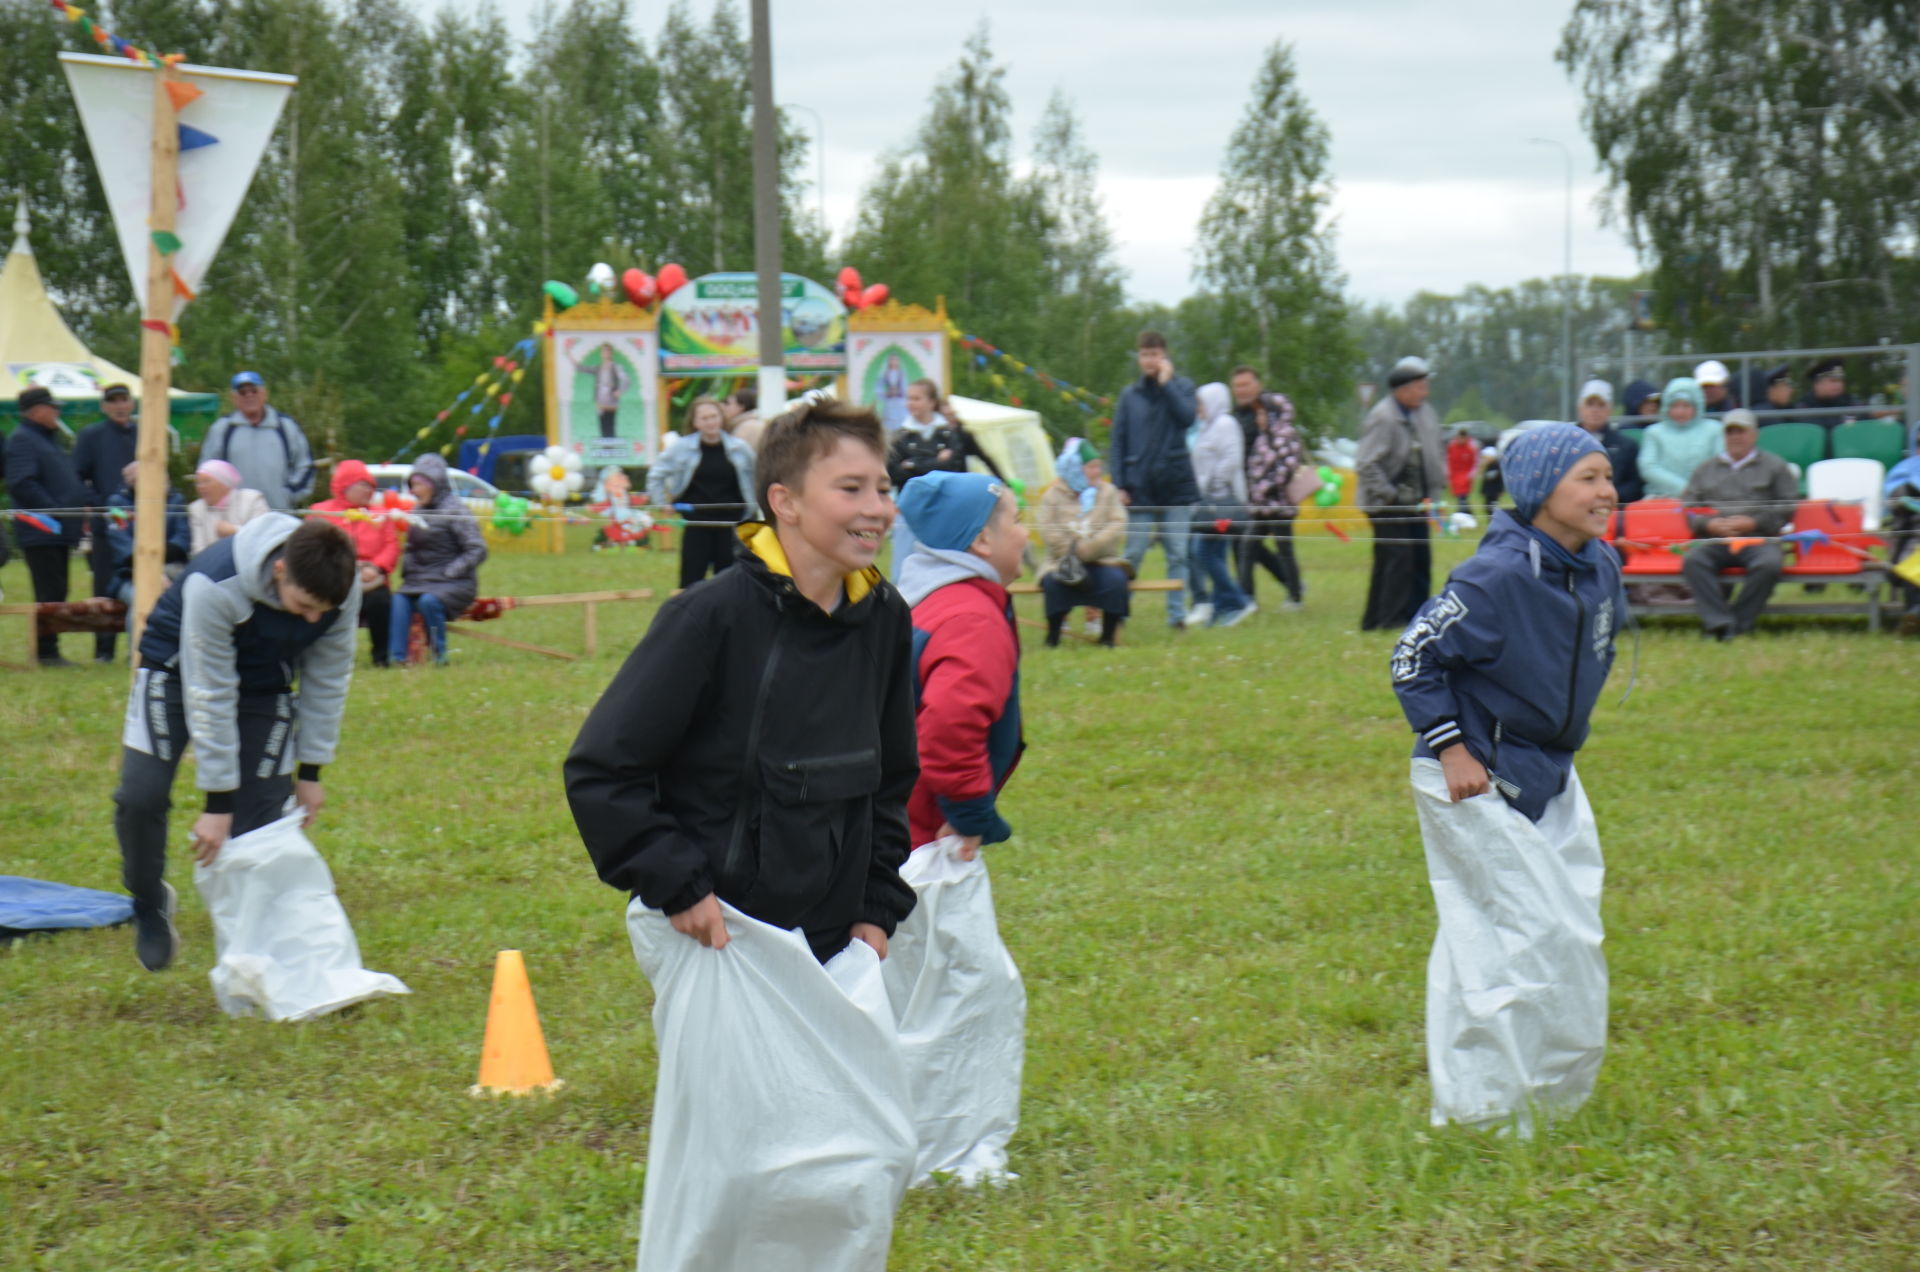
[5,371,486,666]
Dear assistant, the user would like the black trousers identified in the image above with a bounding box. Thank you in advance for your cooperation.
[679,525,736,589]
[112,669,294,914]
[360,583,393,666]
[88,518,119,659]
[22,544,72,660]
[1361,512,1432,631]
[1236,517,1303,603]
[1681,540,1784,635]
[599,408,617,438]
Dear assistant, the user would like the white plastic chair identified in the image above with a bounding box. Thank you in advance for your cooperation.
[1806,458,1886,531]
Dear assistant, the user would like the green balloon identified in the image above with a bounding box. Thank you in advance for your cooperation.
[542,280,579,310]
[491,492,531,535]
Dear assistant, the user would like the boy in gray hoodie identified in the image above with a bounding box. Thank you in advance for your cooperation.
[114,514,361,971]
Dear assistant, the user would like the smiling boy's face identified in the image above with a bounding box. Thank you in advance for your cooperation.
[1535,451,1617,547]
[770,435,895,575]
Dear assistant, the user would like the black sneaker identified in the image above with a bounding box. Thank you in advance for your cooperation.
[134,883,179,972]
[38,655,78,669]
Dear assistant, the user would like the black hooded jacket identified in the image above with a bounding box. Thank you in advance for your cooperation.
[565,522,919,961]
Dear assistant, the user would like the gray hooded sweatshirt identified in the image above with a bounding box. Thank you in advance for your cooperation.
[175,513,360,793]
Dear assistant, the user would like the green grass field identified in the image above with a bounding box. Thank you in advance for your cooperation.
[2,526,1915,1271]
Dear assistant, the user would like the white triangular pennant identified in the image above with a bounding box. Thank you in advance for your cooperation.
[60,53,295,320]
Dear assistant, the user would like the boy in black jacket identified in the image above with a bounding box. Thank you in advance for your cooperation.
[566,397,918,962]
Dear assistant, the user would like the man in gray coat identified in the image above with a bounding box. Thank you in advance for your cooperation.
[198,371,315,511]
[1356,356,1447,630]
[1679,410,1798,639]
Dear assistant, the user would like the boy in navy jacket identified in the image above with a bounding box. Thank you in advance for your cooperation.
[1391,423,1626,1136]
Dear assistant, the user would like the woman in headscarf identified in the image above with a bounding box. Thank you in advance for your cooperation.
[1036,438,1129,647]
[186,458,271,556]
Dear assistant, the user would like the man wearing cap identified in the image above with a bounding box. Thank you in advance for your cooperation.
[1678,409,1798,639]
[199,372,315,512]
[73,383,140,662]
[5,387,89,666]
[1757,366,1799,424]
[1798,358,1861,428]
[1693,360,1739,414]
[1574,379,1642,505]
[1355,355,1447,630]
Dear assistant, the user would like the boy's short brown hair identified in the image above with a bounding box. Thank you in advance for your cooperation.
[755,396,887,513]
[281,519,357,607]
[1137,330,1168,352]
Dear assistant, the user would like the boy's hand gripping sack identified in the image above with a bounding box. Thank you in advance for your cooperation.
[627,898,915,1272]
[193,811,410,1022]
[881,836,1026,1186]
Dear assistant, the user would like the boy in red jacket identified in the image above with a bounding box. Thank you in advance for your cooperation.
[311,459,402,666]
[895,471,1026,855]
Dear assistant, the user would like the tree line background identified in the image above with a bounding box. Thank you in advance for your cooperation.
[3,0,1917,464]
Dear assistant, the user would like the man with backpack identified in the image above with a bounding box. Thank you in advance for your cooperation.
[199,372,314,511]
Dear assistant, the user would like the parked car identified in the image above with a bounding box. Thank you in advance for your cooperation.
[362,463,501,519]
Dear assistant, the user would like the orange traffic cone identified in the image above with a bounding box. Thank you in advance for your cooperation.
[469,950,564,1097]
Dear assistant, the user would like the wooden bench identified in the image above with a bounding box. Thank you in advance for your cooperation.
[1006,578,1180,596]
[1627,572,1889,631]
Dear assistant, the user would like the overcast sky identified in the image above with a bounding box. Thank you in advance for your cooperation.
[462,0,1644,308]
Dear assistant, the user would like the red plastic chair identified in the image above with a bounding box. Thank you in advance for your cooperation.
[1616,498,1690,575]
[1783,501,1884,576]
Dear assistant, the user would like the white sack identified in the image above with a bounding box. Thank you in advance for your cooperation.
[882,837,1026,1186]
[1411,758,1607,1137]
[193,811,410,1022]
[626,899,915,1272]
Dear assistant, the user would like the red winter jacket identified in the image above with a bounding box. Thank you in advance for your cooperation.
[311,458,401,574]
[908,576,1024,849]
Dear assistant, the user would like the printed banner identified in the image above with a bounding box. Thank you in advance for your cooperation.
[659,272,847,376]
[555,329,659,466]
[848,332,947,432]
[60,53,295,319]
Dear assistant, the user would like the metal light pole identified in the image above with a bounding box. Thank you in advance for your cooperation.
[1529,137,1574,422]
[749,0,785,418]
[783,100,827,231]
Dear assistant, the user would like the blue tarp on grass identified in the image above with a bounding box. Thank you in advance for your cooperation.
[0,876,133,936]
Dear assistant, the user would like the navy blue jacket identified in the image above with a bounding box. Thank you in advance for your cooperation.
[139,531,344,696]
[5,418,87,549]
[1391,511,1627,821]
[1595,424,1644,504]
[72,418,138,509]
[1109,374,1200,508]
[105,486,191,588]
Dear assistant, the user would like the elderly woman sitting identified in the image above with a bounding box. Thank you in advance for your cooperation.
[1037,437,1130,647]
[186,459,271,556]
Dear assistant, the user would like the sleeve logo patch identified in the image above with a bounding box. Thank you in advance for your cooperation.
[1392,589,1468,683]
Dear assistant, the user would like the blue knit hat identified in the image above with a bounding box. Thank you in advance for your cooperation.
[1505,423,1605,521]
[896,471,1006,550]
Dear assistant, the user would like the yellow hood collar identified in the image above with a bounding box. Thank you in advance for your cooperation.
[737,521,880,604]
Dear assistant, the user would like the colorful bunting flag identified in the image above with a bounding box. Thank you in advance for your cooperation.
[178,124,219,151]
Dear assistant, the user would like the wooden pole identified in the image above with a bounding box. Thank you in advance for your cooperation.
[131,63,181,653]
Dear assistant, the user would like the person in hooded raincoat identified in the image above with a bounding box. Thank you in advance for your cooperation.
[1635,377,1723,498]
[1391,423,1628,1136]
[388,452,486,665]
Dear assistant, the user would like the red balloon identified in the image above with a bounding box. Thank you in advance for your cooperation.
[621,268,656,307]
[837,266,862,292]
[841,286,861,309]
[656,262,688,298]
[860,283,889,309]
